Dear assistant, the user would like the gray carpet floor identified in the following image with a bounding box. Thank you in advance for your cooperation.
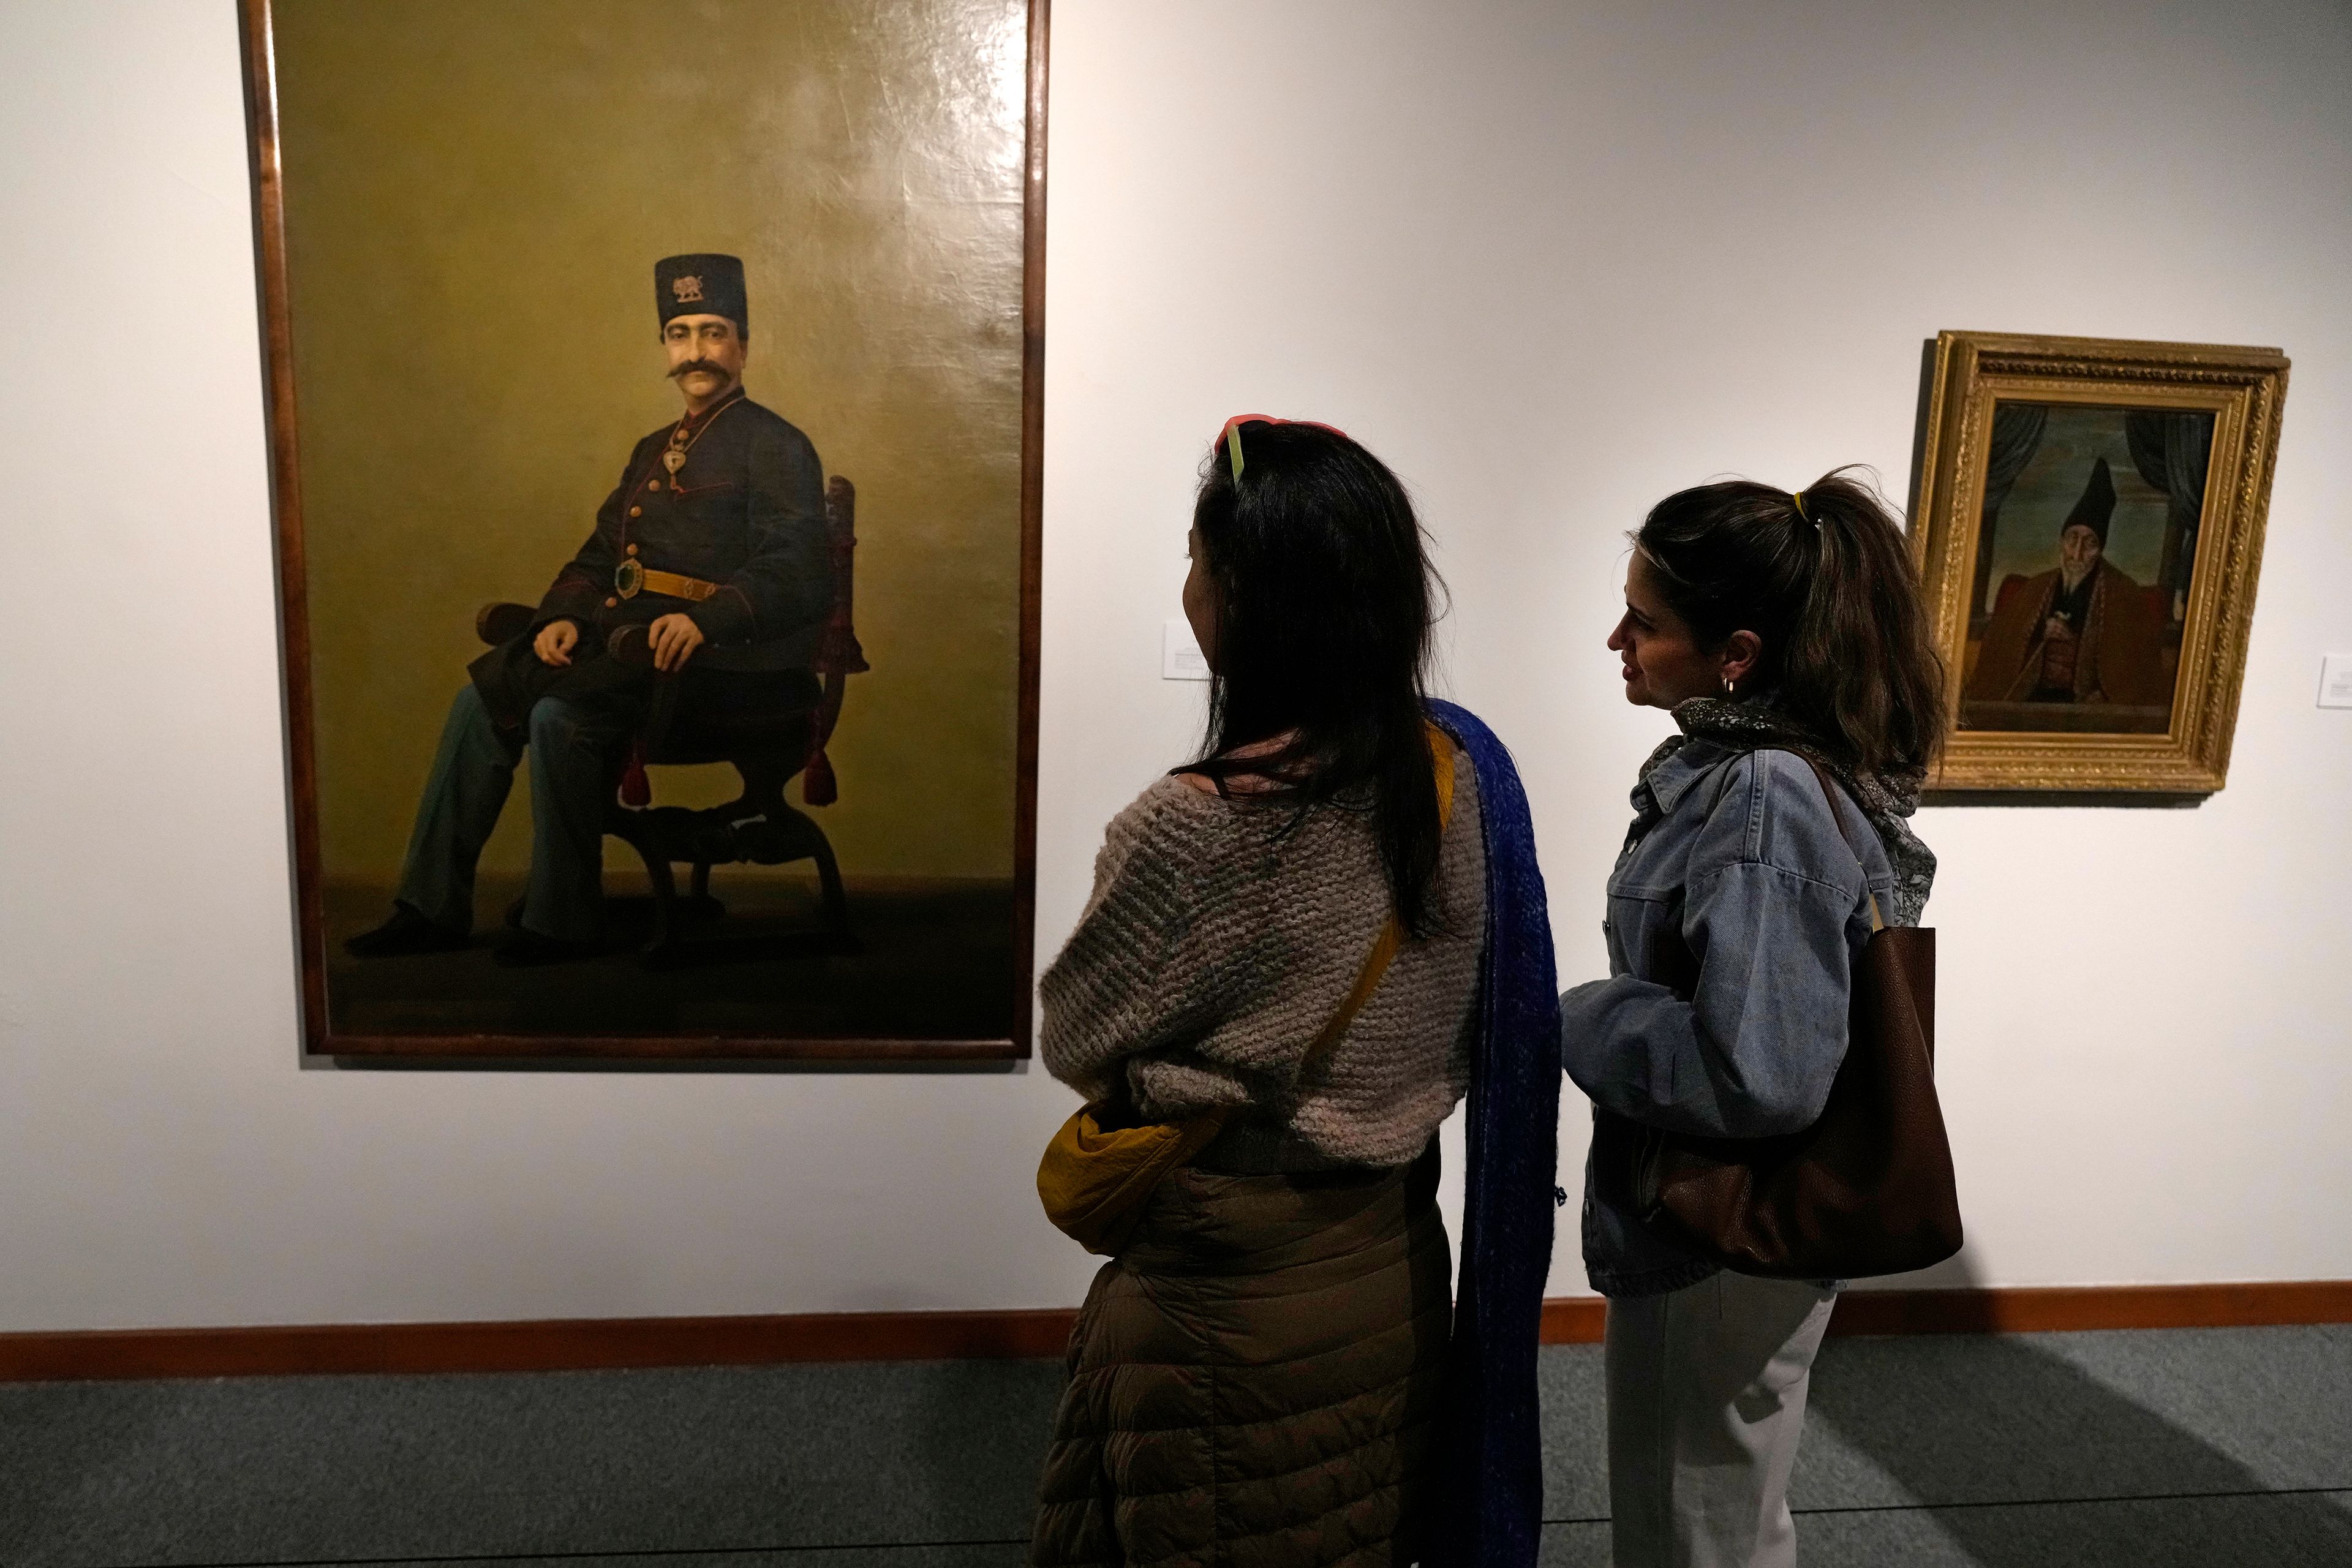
[2,1325,2346,1566]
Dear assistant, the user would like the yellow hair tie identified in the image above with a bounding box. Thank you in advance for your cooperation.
[1791,489,1809,522]
[1226,423,1245,482]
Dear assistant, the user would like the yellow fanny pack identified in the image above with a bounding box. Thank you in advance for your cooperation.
[1036,723,1457,1256]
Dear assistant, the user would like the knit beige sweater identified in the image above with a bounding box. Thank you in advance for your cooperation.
[1040,747,1487,1170]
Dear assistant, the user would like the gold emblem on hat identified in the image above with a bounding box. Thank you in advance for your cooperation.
[671,274,704,304]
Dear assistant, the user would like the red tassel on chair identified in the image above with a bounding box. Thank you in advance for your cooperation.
[802,745,838,807]
[619,739,652,809]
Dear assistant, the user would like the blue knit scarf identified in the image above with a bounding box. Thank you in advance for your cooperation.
[1425,699,1561,1566]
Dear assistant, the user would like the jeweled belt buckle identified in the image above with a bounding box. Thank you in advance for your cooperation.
[614,559,644,599]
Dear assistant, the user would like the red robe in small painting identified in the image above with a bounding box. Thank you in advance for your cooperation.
[1967,561,2169,706]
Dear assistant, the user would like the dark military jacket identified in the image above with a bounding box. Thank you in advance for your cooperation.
[534,385,827,649]
[469,386,827,731]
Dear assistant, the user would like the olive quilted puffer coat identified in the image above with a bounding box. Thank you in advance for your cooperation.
[1030,1150,1451,1566]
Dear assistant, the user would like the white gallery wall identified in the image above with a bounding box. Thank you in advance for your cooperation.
[1,0,2346,1332]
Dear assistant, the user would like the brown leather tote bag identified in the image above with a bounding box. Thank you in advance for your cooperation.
[1610,757,1962,1280]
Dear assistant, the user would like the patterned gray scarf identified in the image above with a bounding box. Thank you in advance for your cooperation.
[1640,696,1937,925]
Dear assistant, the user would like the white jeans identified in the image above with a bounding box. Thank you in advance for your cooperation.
[1604,1272,1838,1568]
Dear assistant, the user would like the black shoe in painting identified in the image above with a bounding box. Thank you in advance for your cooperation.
[494,929,600,968]
[345,906,470,959]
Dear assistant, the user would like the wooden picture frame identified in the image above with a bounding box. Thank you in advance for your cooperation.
[1910,330,2287,794]
[241,0,1048,1061]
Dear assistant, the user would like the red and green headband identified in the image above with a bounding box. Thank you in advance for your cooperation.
[1215,413,1352,482]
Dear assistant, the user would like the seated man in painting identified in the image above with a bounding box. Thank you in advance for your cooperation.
[1966,456,2168,709]
[347,253,829,965]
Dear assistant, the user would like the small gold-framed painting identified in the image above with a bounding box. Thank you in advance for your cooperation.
[1910,331,2289,793]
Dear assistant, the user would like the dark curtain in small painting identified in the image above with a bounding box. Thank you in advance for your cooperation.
[1970,402,2050,625]
[2125,410,2215,615]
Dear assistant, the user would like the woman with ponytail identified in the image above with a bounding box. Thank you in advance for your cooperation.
[1031,419,1560,1566]
[1562,469,1946,1568]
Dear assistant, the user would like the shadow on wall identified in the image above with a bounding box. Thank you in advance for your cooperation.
[1809,1255,2352,1564]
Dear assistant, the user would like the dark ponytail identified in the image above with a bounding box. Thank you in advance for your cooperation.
[1188,420,1448,937]
[1634,467,1946,777]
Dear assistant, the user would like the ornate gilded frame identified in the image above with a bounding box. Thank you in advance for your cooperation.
[1911,330,2288,794]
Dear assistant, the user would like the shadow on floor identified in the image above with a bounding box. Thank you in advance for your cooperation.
[1804,1265,2352,1566]
[905,1356,1067,1542]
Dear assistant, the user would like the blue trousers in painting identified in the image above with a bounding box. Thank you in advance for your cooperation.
[392,685,626,943]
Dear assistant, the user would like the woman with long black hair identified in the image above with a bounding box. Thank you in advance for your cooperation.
[1031,419,1559,1567]
[1562,469,1947,1568]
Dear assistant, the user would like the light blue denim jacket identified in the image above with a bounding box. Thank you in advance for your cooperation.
[1560,741,1914,1297]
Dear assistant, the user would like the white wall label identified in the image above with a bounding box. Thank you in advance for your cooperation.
[2321,654,2352,709]
[1163,619,1210,681]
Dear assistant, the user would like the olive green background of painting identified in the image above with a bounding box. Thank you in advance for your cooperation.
[275,0,1027,886]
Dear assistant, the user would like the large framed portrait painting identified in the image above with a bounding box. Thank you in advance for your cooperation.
[242,0,1047,1059]
[1911,331,2288,794]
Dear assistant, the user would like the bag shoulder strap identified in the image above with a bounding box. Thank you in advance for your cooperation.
[1294,723,1458,1077]
[1795,754,1885,934]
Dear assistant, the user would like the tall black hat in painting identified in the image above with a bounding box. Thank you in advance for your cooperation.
[2062,455,2117,547]
[655,254,748,335]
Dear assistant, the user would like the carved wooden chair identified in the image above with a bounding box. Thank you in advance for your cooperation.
[476,477,867,959]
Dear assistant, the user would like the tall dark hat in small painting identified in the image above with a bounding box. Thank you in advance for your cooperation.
[2062,455,2117,547]
[655,254,747,336]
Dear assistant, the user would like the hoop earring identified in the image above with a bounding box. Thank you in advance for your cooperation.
[1721,671,1736,696]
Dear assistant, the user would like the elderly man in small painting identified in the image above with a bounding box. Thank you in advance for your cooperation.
[1966,456,2168,709]
[347,253,829,966]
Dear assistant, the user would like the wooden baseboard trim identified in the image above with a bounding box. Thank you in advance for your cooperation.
[1823,1280,2352,1338]
[0,1308,1082,1382]
[1540,1297,1608,1343]
[6,1281,2345,1382]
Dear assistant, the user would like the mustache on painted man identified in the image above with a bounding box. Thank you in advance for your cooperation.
[668,358,732,380]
